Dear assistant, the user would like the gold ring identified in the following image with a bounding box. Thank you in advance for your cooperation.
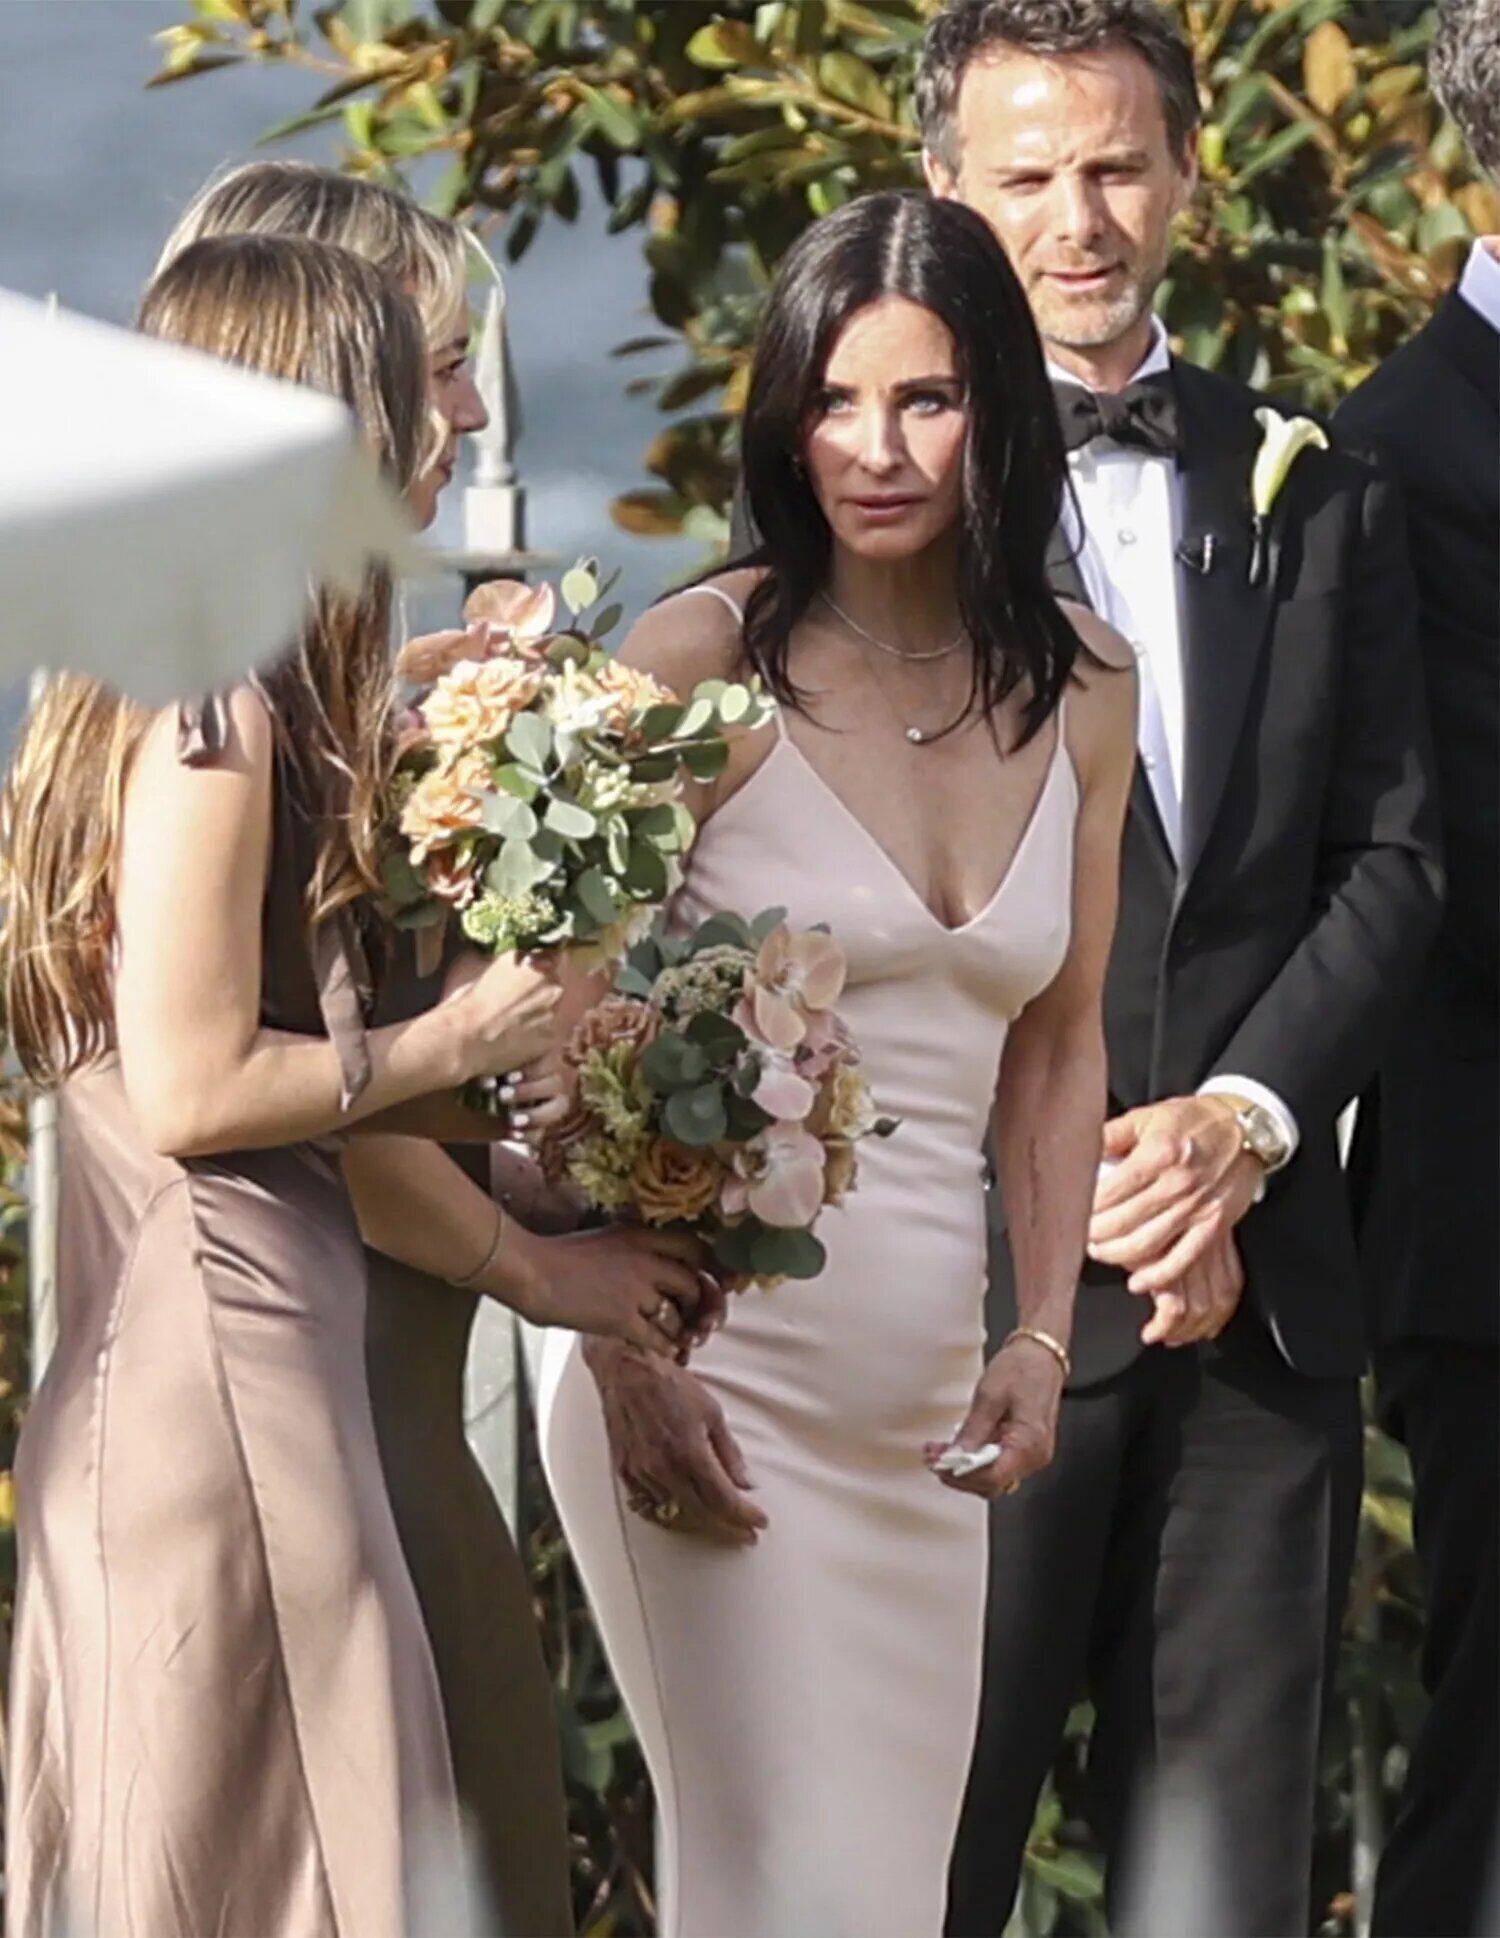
[654,1296,676,1328]
[1002,1481,1022,1497]
[651,1499,681,1527]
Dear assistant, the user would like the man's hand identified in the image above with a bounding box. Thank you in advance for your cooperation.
[1088,1095,1265,1292]
[925,1334,1065,1501]
[1137,1227,1245,1348]
[584,1340,768,1546]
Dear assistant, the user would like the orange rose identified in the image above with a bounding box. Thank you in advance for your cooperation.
[421,656,545,752]
[631,1137,725,1226]
[564,995,659,1069]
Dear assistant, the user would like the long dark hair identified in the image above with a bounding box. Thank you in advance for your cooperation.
[739,190,1078,745]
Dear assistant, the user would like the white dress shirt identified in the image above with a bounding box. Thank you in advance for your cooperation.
[1458,237,1500,333]
[1048,322,1300,1162]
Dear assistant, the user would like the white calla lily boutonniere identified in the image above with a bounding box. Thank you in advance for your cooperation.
[1248,407,1329,587]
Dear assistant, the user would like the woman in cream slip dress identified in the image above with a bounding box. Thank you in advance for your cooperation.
[539,194,1135,1938]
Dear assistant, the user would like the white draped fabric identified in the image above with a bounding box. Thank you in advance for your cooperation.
[0,286,419,703]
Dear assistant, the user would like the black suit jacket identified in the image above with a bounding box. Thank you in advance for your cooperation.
[1338,290,1499,1348]
[1001,361,1441,1383]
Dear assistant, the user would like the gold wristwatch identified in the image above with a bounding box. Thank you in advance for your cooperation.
[1215,1093,1292,1197]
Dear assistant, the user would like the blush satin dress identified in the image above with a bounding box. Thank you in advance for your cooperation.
[538,586,1079,1938]
[5,698,463,1938]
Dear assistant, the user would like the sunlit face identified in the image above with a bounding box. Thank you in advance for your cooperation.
[405,289,488,530]
[802,296,968,564]
[926,44,1196,358]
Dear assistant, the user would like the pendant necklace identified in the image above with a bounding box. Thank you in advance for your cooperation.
[820,592,968,745]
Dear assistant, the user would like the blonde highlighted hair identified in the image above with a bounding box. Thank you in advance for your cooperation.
[156,160,470,345]
[1,234,427,1090]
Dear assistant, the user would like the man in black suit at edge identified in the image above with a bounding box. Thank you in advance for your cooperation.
[1339,5,1500,1931]
[920,5,1443,1933]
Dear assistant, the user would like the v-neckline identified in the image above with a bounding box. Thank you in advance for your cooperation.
[722,716,1072,939]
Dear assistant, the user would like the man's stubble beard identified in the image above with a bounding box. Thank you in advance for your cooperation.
[1028,254,1164,355]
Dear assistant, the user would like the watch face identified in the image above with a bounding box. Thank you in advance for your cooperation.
[1243,1107,1284,1165]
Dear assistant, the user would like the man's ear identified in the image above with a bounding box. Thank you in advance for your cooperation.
[923,148,958,200]
[1171,127,1201,220]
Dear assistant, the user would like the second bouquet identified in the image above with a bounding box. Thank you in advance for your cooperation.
[540,909,897,1287]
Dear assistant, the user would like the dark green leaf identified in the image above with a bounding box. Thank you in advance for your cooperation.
[749,1225,826,1279]
[640,1032,709,1094]
[576,866,621,926]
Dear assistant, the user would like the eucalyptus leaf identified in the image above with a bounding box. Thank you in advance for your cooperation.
[506,712,553,771]
[640,1032,710,1094]
[683,739,730,783]
[664,1083,729,1147]
[577,866,621,926]
[692,911,752,950]
[561,564,600,614]
[713,1219,760,1275]
[493,837,550,895]
[749,1225,826,1279]
[493,763,540,802]
[545,797,599,840]
[674,695,716,738]
[481,792,538,839]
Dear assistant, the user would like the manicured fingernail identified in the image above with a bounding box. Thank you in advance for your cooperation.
[500,1084,519,1104]
[511,1111,531,1130]
[506,1070,524,1083]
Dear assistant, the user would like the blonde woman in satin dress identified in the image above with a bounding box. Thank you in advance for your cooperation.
[153,161,719,1938]
[538,192,1139,1938]
[0,237,570,1938]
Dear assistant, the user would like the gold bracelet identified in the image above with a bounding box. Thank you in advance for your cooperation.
[1004,1325,1072,1383]
[453,1205,505,1288]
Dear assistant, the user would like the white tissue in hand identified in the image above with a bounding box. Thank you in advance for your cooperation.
[932,1443,1002,1478]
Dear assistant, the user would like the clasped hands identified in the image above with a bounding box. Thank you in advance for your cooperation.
[1088,1093,1262,1348]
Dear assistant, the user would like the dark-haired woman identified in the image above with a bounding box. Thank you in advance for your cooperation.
[537,191,1138,1936]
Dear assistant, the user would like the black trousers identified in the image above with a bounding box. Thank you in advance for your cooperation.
[947,1304,1362,1938]
[1372,1338,1500,1938]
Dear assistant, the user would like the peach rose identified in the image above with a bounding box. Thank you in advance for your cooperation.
[464,578,557,655]
[420,846,479,907]
[808,1064,877,1144]
[823,1140,859,1208]
[594,657,677,732]
[421,656,545,752]
[399,757,488,861]
[631,1137,725,1226]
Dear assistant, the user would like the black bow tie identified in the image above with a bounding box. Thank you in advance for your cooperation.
[1053,373,1180,457]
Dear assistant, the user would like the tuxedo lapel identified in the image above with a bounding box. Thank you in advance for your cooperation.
[1172,364,1279,894]
[1046,515,1173,866]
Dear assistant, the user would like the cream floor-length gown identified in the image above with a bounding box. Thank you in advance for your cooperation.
[539,588,1079,1938]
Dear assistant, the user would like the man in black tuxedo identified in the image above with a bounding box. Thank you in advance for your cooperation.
[1338,6,1500,1930]
[915,5,1442,1933]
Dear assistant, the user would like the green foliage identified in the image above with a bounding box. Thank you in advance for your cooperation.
[157,0,1494,549]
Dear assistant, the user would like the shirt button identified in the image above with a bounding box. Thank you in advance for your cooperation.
[1117,527,1138,546]
[1142,753,1158,772]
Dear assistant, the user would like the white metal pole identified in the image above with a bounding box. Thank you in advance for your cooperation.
[24,668,58,1387]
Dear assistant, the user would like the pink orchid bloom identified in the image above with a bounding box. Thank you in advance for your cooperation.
[722,1122,827,1229]
[797,1008,855,1084]
[741,925,849,1052]
[750,1046,817,1123]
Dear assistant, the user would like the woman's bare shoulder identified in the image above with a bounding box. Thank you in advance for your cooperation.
[617,568,769,690]
[1059,599,1135,674]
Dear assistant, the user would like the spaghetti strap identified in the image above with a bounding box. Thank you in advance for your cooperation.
[677,581,745,625]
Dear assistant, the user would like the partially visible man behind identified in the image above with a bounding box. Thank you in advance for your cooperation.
[920,3,1441,1934]
[1340,4,1500,1931]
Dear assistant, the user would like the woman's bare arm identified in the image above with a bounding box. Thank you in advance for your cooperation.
[112,689,557,1158]
[937,612,1138,1498]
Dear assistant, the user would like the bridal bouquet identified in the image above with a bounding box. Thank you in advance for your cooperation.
[539,909,896,1286]
[382,564,773,970]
